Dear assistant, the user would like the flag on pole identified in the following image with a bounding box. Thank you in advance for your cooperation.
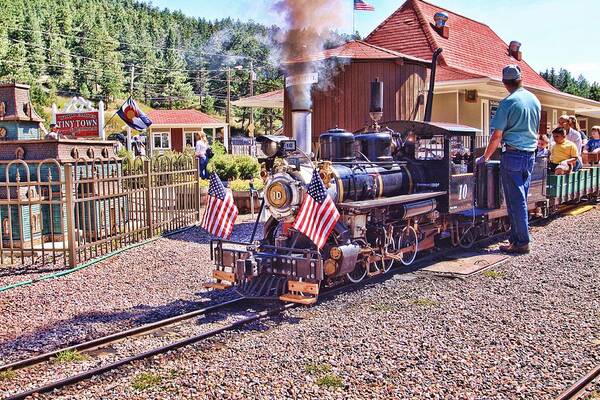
[293,170,340,249]
[201,172,238,239]
[354,0,375,11]
[117,96,153,131]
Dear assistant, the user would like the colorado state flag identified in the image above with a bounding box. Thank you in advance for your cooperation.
[117,97,153,131]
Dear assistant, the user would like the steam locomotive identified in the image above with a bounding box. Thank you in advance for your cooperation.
[205,81,599,305]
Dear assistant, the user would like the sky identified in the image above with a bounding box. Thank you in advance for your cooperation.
[151,0,600,83]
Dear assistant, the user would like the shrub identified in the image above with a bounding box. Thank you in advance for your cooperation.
[229,178,264,191]
[236,155,260,179]
[209,155,237,181]
[211,139,226,156]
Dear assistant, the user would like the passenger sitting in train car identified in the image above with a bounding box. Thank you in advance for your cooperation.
[548,127,581,175]
[536,133,550,158]
[585,126,600,153]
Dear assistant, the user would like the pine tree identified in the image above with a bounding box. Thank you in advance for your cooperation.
[590,83,600,102]
[24,13,46,79]
[159,26,196,108]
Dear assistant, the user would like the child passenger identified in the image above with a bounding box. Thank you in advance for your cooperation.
[585,126,600,153]
[536,133,550,158]
[549,127,580,175]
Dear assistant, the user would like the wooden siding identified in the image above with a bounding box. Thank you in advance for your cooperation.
[284,60,428,146]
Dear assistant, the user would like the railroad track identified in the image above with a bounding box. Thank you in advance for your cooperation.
[556,365,600,400]
[1,232,511,399]
[2,297,293,400]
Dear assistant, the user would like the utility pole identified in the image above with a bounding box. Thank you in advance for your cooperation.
[248,61,255,137]
[225,67,232,152]
[127,65,135,152]
[226,67,231,125]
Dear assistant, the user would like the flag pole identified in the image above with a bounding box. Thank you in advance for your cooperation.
[352,2,355,37]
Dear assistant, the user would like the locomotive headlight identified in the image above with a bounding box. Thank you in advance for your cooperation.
[266,181,290,208]
[264,171,308,222]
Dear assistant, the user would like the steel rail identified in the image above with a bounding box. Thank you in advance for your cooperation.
[556,365,600,400]
[4,301,296,400]
[0,297,245,373]
[3,225,515,399]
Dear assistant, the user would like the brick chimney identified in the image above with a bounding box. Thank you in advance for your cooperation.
[0,83,43,123]
[433,11,449,39]
[509,41,522,61]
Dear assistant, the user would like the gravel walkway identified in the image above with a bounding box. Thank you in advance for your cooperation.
[2,208,599,399]
[0,215,260,364]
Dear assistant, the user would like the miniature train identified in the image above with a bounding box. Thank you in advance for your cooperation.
[205,68,599,304]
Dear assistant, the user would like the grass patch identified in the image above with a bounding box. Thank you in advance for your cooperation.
[411,298,439,307]
[371,303,399,312]
[482,269,507,279]
[316,373,344,389]
[305,363,332,375]
[132,372,162,391]
[55,350,88,363]
[590,391,600,400]
[0,369,16,381]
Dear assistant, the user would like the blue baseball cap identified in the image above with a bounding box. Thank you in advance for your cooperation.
[502,64,522,81]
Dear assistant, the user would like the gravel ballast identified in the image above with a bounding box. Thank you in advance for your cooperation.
[1,208,599,399]
[0,216,259,364]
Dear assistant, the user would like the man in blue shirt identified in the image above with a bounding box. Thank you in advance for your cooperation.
[477,65,541,254]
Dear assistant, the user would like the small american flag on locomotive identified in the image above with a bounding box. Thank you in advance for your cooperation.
[293,169,340,249]
[201,172,238,239]
[354,0,375,11]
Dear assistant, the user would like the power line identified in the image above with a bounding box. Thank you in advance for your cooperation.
[5,25,268,66]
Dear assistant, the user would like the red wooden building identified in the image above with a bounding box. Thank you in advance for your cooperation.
[283,40,431,151]
[147,110,229,154]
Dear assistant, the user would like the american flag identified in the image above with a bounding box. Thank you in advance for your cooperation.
[354,0,375,11]
[293,170,340,249]
[201,172,238,239]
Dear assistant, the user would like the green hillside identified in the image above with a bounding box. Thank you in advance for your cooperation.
[0,0,286,133]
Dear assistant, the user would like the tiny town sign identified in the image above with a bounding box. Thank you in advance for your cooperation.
[55,111,99,137]
[52,96,106,139]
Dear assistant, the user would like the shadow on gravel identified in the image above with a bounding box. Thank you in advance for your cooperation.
[164,223,263,245]
[0,289,239,362]
[0,264,70,278]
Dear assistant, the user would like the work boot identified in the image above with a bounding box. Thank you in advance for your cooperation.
[499,244,530,254]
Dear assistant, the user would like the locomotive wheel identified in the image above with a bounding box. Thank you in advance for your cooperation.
[347,259,368,283]
[398,226,418,266]
[374,234,395,274]
[459,226,477,249]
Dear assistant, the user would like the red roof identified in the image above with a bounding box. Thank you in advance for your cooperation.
[147,109,223,126]
[284,40,429,64]
[366,0,557,91]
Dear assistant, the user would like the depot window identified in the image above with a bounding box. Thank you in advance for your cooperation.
[153,132,170,150]
[185,131,200,147]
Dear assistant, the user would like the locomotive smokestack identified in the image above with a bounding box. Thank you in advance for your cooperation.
[274,0,347,156]
[369,78,383,122]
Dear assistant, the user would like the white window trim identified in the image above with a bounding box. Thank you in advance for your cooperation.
[153,131,171,150]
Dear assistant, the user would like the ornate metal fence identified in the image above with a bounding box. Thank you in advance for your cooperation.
[0,155,199,268]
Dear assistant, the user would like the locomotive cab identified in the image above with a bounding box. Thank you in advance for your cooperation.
[384,120,479,214]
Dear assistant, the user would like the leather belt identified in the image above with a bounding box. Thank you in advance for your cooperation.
[503,144,534,154]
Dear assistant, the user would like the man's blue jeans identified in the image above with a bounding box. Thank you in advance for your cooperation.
[500,149,535,247]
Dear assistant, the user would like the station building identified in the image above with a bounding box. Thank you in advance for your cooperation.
[246,0,600,145]
[364,0,600,144]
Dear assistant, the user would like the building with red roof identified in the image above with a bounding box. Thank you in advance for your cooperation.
[147,109,228,154]
[365,0,600,143]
